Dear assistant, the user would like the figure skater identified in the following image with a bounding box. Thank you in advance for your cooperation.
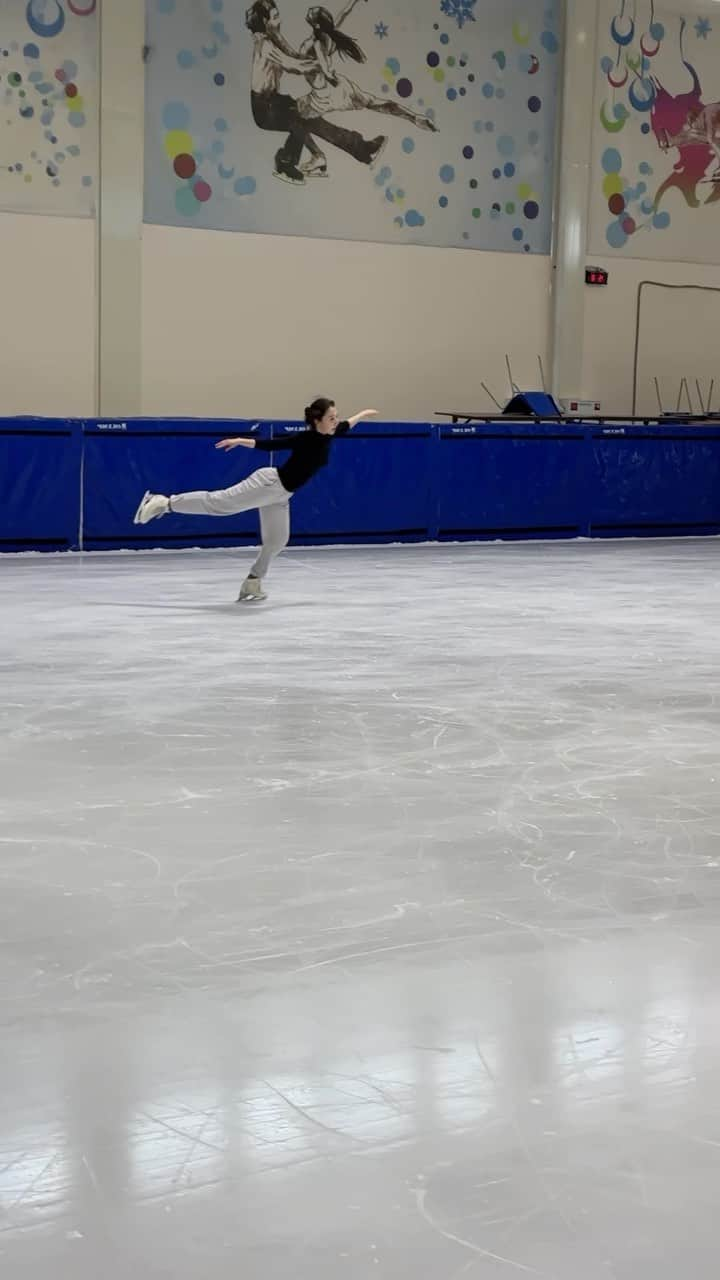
[133,399,378,601]
[296,3,436,175]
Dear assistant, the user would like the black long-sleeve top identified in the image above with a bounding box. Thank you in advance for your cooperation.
[251,422,351,492]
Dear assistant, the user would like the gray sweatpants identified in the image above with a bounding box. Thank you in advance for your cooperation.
[170,467,291,579]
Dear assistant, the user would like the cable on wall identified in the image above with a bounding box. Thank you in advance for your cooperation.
[632,280,720,415]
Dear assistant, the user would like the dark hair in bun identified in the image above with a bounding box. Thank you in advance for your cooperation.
[305,397,335,427]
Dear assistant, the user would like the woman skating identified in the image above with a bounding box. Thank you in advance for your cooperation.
[133,398,377,601]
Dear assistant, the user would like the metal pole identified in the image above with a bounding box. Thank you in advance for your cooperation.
[550,0,598,402]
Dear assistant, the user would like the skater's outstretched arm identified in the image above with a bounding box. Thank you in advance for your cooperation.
[336,0,366,29]
[340,408,378,431]
[215,435,303,452]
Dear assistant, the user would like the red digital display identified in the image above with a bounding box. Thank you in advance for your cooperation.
[585,267,608,286]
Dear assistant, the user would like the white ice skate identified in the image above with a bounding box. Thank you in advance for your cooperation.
[133,491,169,524]
[301,155,329,178]
[238,576,267,603]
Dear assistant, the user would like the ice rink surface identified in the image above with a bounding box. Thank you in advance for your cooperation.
[2,539,720,1278]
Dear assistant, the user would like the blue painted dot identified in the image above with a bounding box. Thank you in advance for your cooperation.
[463,145,474,159]
[234,176,256,195]
[214,73,225,86]
[68,113,85,128]
[82,175,92,186]
[641,122,650,134]
[482,82,495,99]
[440,33,449,45]
[636,181,646,195]
[601,55,613,73]
[375,165,392,186]
[653,210,670,229]
[447,87,457,101]
[528,95,541,112]
[386,57,400,74]
[439,164,455,183]
[215,117,228,132]
[176,186,200,217]
[524,243,531,252]
[650,22,664,40]
[427,51,440,68]
[639,162,652,176]
[606,220,627,249]
[163,102,190,130]
[177,50,195,69]
[497,135,515,157]
[524,200,539,220]
[212,139,224,155]
[513,227,524,241]
[405,209,425,227]
[402,136,415,154]
[439,195,448,207]
[504,162,515,177]
[640,198,654,214]
[601,147,621,174]
[459,87,466,96]
[157,0,175,11]
[541,31,559,53]
[385,188,395,202]
[492,168,501,179]
[23,42,40,58]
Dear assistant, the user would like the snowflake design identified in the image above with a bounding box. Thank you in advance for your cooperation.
[440,0,477,29]
[695,17,711,39]
[374,21,389,39]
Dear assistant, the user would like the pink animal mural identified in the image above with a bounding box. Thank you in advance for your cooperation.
[651,59,720,209]
[597,10,720,248]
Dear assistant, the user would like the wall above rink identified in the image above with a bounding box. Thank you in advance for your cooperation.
[2,416,720,553]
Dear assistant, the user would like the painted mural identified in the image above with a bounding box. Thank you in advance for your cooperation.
[144,0,561,252]
[0,0,96,216]
[590,1,720,261]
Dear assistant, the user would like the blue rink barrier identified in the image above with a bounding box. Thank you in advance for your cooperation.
[1,417,720,552]
[0,417,82,552]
